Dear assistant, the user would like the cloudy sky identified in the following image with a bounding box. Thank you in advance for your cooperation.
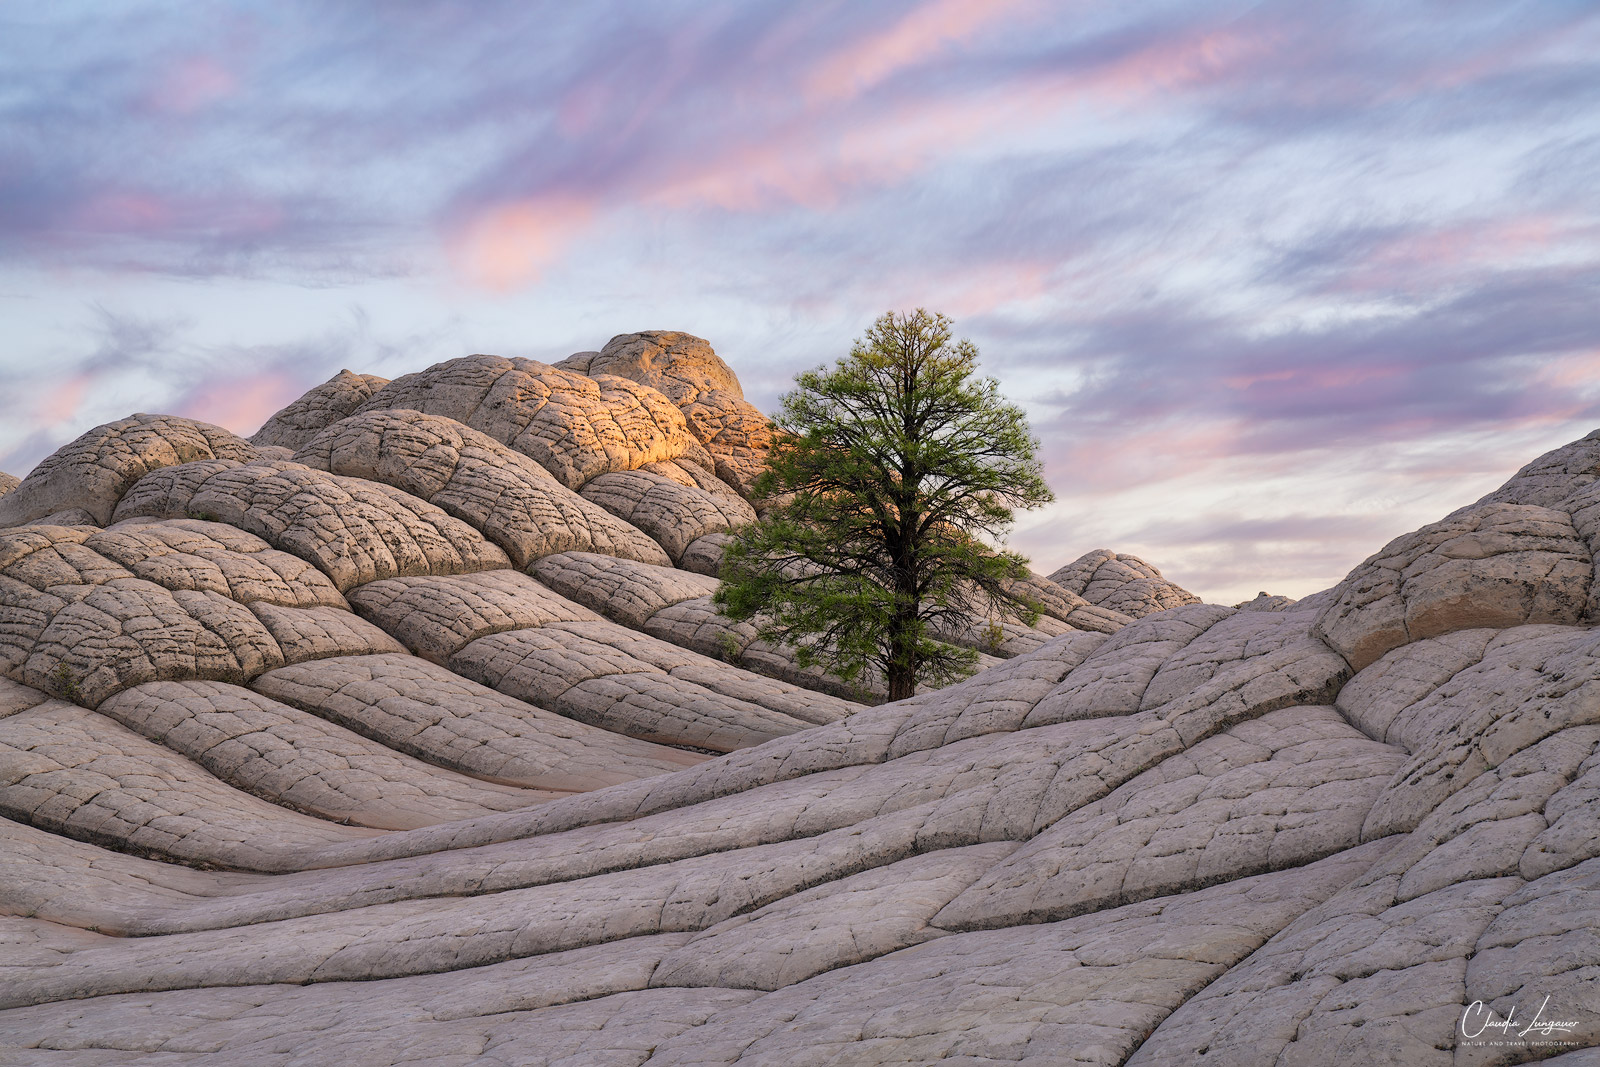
[3,1,1598,603]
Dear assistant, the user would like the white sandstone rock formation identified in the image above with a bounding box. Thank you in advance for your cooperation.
[1047,547,1202,617]
[0,336,1595,1065]
[559,331,774,495]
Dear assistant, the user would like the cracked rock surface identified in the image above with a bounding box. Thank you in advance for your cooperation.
[561,332,775,497]
[581,469,756,563]
[450,624,817,752]
[251,652,703,792]
[1048,548,1203,619]
[354,353,699,489]
[0,700,378,870]
[0,414,259,529]
[346,569,603,663]
[86,518,348,609]
[295,408,669,567]
[2,348,1598,1065]
[1313,502,1591,670]
[97,680,549,829]
[249,369,390,451]
[112,458,511,591]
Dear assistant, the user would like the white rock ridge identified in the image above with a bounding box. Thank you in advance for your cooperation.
[0,337,1595,1065]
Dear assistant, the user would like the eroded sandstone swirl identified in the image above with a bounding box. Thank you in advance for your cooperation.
[0,335,1595,1066]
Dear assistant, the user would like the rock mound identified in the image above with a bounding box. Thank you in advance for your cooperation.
[249,369,390,451]
[563,330,746,402]
[0,336,1595,1064]
[1047,547,1202,617]
[562,332,774,495]
[355,353,700,490]
[0,414,259,528]
[293,408,671,567]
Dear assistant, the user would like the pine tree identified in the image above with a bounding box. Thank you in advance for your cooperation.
[714,309,1054,702]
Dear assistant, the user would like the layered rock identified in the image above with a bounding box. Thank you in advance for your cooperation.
[97,680,551,829]
[561,332,773,496]
[354,354,699,489]
[0,346,1596,1066]
[112,459,512,591]
[293,408,670,567]
[1047,547,1202,618]
[0,524,291,706]
[251,653,702,792]
[580,469,755,563]
[0,414,258,528]
[1010,568,1135,632]
[1312,501,1590,670]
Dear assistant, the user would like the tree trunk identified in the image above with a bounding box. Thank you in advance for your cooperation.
[885,599,918,702]
[886,661,916,703]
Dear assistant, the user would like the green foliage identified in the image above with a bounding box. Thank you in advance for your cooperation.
[50,661,83,704]
[980,620,1007,656]
[714,309,1054,702]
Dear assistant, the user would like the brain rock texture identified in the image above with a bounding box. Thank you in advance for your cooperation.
[0,339,1596,1067]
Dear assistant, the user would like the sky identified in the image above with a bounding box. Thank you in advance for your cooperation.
[2,0,1598,605]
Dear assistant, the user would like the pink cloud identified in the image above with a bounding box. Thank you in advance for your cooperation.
[442,18,1298,291]
[1315,214,1594,295]
[56,189,288,247]
[649,72,1080,215]
[655,21,1282,215]
[38,374,91,425]
[1389,16,1600,98]
[146,56,239,114]
[450,83,1030,286]
[805,0,1041,104]
[1042,22,1283,102]
[447,195,597,289]
[647,102,964,212]
[1532,350,1600,392]
[1368,215,1566,270]
[178,372,301,436]
[1050,417,1250,492]
[874,260,1055,319]
[444,14,1571,296]
[1223,363,1403,393]
[150,55,236,113]
[72,192,174,234]
[556,79,611,138]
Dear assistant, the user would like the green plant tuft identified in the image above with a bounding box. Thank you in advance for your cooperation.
[50,661,84,703]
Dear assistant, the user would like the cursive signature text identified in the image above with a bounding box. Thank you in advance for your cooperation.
[1461,996,1579,1040]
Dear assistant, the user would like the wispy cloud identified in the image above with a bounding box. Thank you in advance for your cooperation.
[803,0,1042,103]
[0,303,465,475]
[2,0,1598,602]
